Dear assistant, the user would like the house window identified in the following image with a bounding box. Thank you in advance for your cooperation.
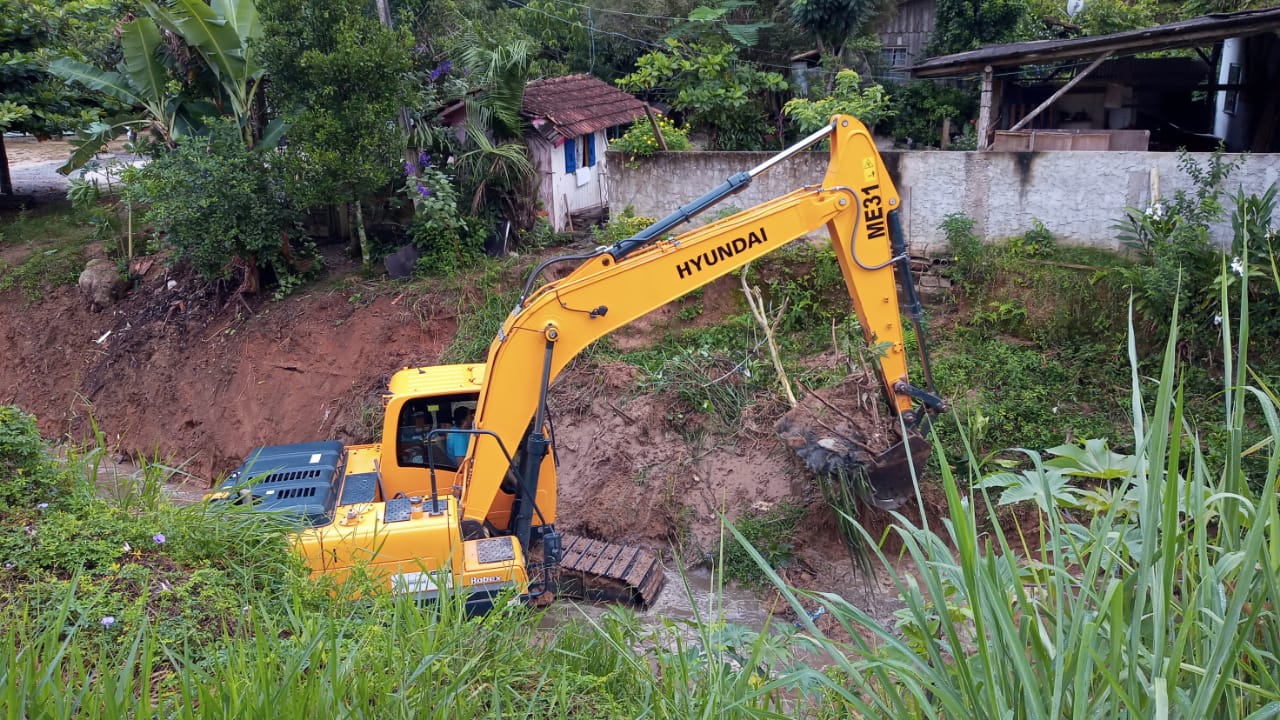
[882,46,909,67]
[1224,63,1242,116]
[564,138,577,173]
[563,134,598,174]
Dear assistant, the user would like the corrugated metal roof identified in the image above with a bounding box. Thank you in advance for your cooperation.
[912,7,1280,77]
[522,74,647,141]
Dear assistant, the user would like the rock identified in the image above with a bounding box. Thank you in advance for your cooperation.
[78,259,127,311]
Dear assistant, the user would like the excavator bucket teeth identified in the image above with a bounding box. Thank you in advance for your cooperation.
[555,534,666,607]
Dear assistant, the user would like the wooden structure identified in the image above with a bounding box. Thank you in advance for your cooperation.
[521,74,647,232]
[877,0,938,76]
[911,7,1280,151]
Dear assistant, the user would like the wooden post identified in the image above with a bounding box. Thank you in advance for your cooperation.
[0,134,11,196]
[643,104,669,151]
[1008,51,1114,132]
[977,66,994,150]
[940,117,951,150]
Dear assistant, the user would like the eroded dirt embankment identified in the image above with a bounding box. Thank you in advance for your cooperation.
[0,274,454,479]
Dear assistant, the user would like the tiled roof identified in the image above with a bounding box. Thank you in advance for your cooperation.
[522,74,647,142]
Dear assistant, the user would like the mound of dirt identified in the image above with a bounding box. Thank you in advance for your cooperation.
[0,247,455,479]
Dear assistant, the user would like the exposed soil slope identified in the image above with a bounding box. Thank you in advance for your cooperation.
[0,265,454,479]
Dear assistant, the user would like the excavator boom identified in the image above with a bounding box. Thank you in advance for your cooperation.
[460,116,943,529]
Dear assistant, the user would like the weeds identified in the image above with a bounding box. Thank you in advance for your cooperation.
[733,230,1280,719]
[719,501,806,587]
[0,205,93,301]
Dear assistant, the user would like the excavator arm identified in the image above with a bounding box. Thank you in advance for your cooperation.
[460,115,942,533]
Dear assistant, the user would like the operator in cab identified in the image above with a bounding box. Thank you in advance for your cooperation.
[447,407,473,465]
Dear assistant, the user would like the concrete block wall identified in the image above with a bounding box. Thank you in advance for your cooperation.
[606,150,1280,254]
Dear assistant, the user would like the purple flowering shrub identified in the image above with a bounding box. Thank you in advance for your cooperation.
[402,153,482,276]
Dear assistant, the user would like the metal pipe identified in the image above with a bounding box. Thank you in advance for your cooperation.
[608,120,837,261]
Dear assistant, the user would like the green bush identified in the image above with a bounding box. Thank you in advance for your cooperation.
[882,80,979,148]
[592,207,658,245]
[940,212,987,288]
[0,406,73,512]
[406,159,484,277]
[782,70,895,132]
[123,119,312,289]
[608,115,691,160]
[1107,148,1243,352]
[720,502,806,587]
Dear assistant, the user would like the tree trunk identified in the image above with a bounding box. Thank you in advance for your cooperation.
[0,134,12,195]
[354,201,371,269]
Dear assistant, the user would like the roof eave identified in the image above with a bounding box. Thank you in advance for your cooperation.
[910,8,1280,78]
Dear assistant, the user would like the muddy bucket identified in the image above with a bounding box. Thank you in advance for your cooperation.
[775,377,932,508]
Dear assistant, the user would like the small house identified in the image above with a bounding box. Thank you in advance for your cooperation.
[522,74,648,232]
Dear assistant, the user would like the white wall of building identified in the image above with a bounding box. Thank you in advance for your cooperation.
[530,129,612,231]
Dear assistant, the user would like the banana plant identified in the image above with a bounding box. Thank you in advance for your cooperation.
[48,0,278,172]
[140,0,265,144]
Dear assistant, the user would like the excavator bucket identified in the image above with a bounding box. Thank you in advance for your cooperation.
[775,375,932,508]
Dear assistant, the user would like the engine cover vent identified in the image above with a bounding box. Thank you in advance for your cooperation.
[218,441,344,527]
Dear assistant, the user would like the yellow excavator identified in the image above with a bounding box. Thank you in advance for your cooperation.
[214,115,945,611]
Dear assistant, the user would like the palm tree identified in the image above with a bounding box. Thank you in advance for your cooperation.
[455,36,536,225]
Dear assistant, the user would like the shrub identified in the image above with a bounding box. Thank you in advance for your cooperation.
[782,70,895,133]
[881,80,978,148]
[1108,148,1243,353]
[940,212,987,288]
[405,157,484,277]
[123,119,312,292]
[592,207,658,245]
[608,116,691,160]
[0,405,73,512]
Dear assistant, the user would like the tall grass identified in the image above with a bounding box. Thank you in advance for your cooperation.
[735,256,1280,717]
[1,440,801,718]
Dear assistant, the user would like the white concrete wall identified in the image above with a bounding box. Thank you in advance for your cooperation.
[532,130,612,231]
[607,149,1280,253]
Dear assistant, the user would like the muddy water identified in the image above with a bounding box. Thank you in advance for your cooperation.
[93,457,211,505]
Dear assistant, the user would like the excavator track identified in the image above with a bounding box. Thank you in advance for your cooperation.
[554,534,666,607]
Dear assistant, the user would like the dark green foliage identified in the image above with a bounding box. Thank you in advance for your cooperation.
[256,0,413,210]
[123,119,310,287]
[592,208,659,245]
[406,159,486,278]
[928,0,1030,55]
[720,501,805,586]
[1219,184,1280,344]
[931,332,1125,461]
[0,406,74,510]
[882,80,979,147]
[788,0,880,55]
[940,212,986,289]
[0,1,125,191]
[618,39,788,151]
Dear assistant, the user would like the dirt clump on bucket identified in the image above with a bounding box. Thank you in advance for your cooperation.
[774,371,899,473]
